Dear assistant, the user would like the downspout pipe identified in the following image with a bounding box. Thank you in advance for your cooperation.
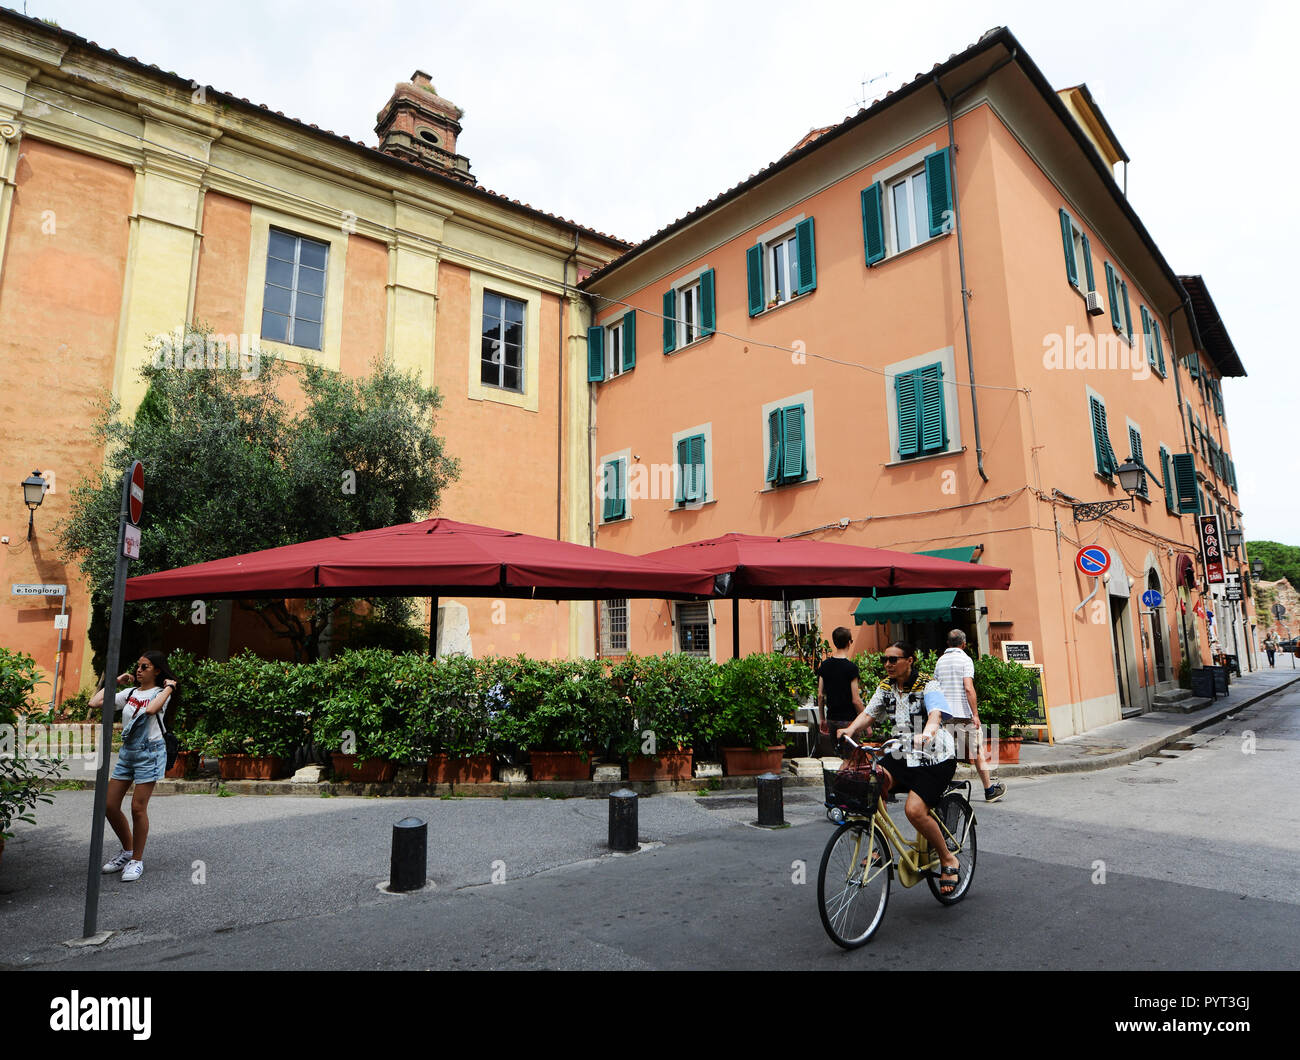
[560,227,579,543]
[932,47,1016,485]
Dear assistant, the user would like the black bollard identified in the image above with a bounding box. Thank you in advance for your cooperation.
[390,816,427,892]
[756,772,785,827]
[608,788,638,852]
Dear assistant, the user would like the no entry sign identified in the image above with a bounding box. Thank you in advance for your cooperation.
[1076,546,1111,577]
[128,461,144,525]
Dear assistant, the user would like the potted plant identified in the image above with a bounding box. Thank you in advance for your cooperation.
[420,654,494,784]
[317,649,419,782]
[713,654,792,775]
[971,654,1036,764]
[196,651,304,780]
[162,650,202,779]
[492,657,612,781]
[611,654,708,781]
[0,648,61,867]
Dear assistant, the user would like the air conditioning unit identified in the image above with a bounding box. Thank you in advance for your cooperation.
[1085,290,1104,316]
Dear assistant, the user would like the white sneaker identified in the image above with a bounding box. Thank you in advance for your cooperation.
[102,849,132,873]
[121,860,144,882]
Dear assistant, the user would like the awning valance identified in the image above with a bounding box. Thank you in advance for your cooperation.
[853,547,979,626]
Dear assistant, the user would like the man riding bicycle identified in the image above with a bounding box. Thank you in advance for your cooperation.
[837,641,961,895]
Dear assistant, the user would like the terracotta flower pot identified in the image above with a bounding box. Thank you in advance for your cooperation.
[720,745,786,776]
[627,750,693,782]
[218,754,289,780]
[528,751,591,781]
[330,753,398,782]
[426,754,494,784]
[165,750,201,779]
[985,737,1022,765]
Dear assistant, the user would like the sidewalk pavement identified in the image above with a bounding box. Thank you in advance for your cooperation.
[964,667,1300,781]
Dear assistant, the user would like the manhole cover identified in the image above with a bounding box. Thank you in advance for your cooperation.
[1118,776,1177,784]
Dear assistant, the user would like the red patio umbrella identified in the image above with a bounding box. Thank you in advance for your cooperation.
[125,518,719,603]
[641,532,1011,656]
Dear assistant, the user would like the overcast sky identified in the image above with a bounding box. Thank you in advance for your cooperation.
[25,0,1300,545]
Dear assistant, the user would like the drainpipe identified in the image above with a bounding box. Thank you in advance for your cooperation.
[1163,297,1196,669]
[932,47,1016,485]
[560,227,579,543]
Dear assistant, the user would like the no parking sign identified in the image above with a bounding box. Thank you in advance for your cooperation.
[1075,546,1111,577]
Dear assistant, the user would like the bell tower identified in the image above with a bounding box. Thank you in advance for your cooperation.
[375,71,475,185]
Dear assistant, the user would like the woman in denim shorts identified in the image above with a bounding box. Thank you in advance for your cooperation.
[88,651,177,882]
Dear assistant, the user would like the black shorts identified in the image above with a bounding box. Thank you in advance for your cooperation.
[879,757,957,809]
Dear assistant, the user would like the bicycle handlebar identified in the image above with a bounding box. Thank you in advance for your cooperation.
[837,734,940,765]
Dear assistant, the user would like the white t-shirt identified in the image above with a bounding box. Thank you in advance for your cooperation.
[933,648,975,721]
[115,685,167,742]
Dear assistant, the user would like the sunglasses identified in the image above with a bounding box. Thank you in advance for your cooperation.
[883,656,905,664]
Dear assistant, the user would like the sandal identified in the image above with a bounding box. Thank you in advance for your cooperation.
[939,865,959,895]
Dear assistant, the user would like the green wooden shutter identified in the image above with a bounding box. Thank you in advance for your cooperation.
[897,370,920,458]
[795,217,817,294]
[1140,306,1156,369]
[675,438,689,504]
[621,311,636,371]
[925,148,952,237]
[1229,458,1237,491]
[782,405,806,481]
[1105,262,1121,329]
[1090,397,1117,475]
[1059,209,1078,287]
[1128,426,1147,497]
[1120,280,1132,342]
[686,434,706,501]
[1080,232,1095,293]
[699,268,716,336]
[662,289,676,353]
[1152,317,1165,375]
[1160,446,1176,513]
[1187,355,1200,379]
[919,363,947,453]
[765,408,783,482]
[1171,453,1199,514]
[602,460,624,521]
[587,326,605,382]
[747,243,764,316]
[861,184,885,265]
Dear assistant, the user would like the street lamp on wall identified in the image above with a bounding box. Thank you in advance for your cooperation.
[1252,559,1264,579]
[21,470,46,541]
[1225,525,1243,553]
[1071,457,1146,522]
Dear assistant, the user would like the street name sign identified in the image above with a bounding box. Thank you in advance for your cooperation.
[11,583,67,596]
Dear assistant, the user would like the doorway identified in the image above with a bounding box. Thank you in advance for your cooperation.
[1110,593,1133,711]
[1147,569,1168,683]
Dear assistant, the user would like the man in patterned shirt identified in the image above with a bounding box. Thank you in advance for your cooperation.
[934,630,1005,803]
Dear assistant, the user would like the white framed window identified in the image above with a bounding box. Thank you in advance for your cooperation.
[261,229,328,350]
[760,391,816,487]
[767,231,799,308]
[747,217,816,315]
[481,291,525,392]
[597,450,630,523]
[600,599,628,655]
[670,422,714,508]
[888,168,932,255]
[675,601,712,658]
[884,347,961,463]
[772,599,819,653]
[1058,208,1096,295]
[607,320,625,379]
[662,267,715,353]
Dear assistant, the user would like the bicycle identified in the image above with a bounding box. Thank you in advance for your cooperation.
[817,735,977,949]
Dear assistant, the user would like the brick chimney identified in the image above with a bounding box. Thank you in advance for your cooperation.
[375,71,475,185]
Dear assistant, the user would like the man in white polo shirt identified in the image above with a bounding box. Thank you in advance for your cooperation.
[933,630,1006,803]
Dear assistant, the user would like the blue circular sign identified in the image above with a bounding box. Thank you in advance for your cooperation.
[1141,589,1162,608]
[1076,547,1110,576]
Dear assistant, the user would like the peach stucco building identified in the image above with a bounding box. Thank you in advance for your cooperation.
[582,28,1252,738]
[0,10,626,698]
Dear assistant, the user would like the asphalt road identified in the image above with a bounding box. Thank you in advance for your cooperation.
[4,688,1297,971]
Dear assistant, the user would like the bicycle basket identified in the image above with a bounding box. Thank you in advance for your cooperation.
[828,761,881,817]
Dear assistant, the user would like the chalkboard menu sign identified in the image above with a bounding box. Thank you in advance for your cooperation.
[1189,667,1216,700]
[1022,664,1047,726]
[1207,665,1229,696]
[1001,641,1034,663]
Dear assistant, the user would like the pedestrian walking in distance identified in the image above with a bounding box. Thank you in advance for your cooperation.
[933,630,1006,803]
[88,651,177,882]
[1264,632,1276,668]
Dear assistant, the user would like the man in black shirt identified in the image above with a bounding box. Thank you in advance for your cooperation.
[816,627,864,755]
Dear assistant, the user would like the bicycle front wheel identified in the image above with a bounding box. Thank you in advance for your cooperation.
[926,794,976,905]
[817,820,891,948]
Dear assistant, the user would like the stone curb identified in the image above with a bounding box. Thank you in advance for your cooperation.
[968,675,1300,779]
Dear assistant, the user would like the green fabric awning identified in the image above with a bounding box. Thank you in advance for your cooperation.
[853,547,979,626]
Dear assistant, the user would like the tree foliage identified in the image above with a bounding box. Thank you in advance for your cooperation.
[58,332,460,666]
[1246,540,1300,590]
